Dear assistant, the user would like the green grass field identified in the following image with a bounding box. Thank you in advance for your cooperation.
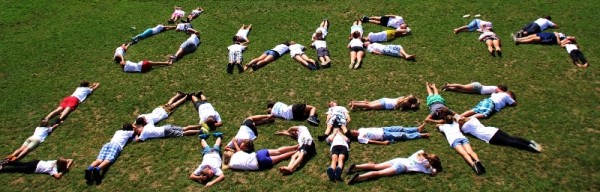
[0,0,599,191]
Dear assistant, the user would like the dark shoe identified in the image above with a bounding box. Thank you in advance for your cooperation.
[326,167,335,181]
[167,19,175,24]
[346,163,356,175]
[196,91,203,97]
[85,169,93,182]
[472,164,480,175]
[92,168,101,184]
[475,161,486,174]
[198,134,210,140]
[236,64,244,74]
[212,132,223,138]
[490,50,496,57]
[361,16,369,23]
[335,167,343,181]
[347,173,359,185]
[317,135,327,142]
[226,64,234,74]
[496,50,502,57]
[176,90,186,97]
[307,116,319,126]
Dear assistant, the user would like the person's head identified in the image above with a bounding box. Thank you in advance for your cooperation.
[39,119,49,127]
[205,116,217,130]
[80,81,90,87]
[282,41,291,46]
[400,23,408,29]
[349,129,359,138]
[401,95,420,111]
[239,139,255,152]
[566,36,577,44]
[289,41,296,45]
[232,36,239,43]
[135,117,147,126]
[122,123,134,131]
[363,41,371,47]
[114,56,122,64]
[328,101,338,107]
[197,166,215,184]
[545,15,552,21]
[315,30,323,38]
[497,84,508,92]
[222,151,234,169]
[425,153,442,172]
[507,90,516,100]
[352,31,361,39]
[56,157,69,173]
[457,116,468,127]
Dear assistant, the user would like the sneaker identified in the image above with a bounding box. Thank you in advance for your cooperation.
[529,140,542,152]
[496,50,502,57]
[226,64,234,74]
[85,169,93,182]
[92,168,101,183]
[176,90,185,97]
[131,38,138,44]
[346,163,356,175]
[307,116,319,126]
[335,167,343,181]
[406,27,412,35]
[490,50,496,57]
[196,91,203,97]
[361,16,369,23]
[198,134,210,140]
[317,135,327,142]
[326,167,335,181]
[236,64,244,74]
[212,132,223,138]
[475,161,486,174]
[349,62,354,69]
[472,164,480,175]
[347,173,359,185]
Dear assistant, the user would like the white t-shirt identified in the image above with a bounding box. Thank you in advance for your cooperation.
[151,25,164,34]
[138,125,165,141]
[489,92,516,111]
[191,9,203,16]
[188,34,200,46]
[271,102,293,120]
[387,16,405,29]
[329,134,349,151]
[438,123,466,146]
[311,40,327,49]
[114,46,125,58]
[480,86,498,95]
[110,130,134,148]
[228,151,259,170]
[479,21,493,31]
[565,44,578,53]
[357,128,384,144]
[460,118,498,143]
[348,38,363,48]
[31,126,52,142]
[326,106,349,116]
[176,23,191,31]
[312,27,328,39]
[123,61,143,72]
[71,87,93,102]
[296,126,313,145]
[193,152,223,176]
[198,103,221,124]
[34,160,58,175]
[367,43,386,53]
[236,29,250,40]
[226,125,257,148]
[271,44,289,55]
[478,31,496,41]
[534,18,555,31]
[228,44,246,53]
[289,44,305,57]
[350,25,363,36]
[368,31,388,42]
[139,107,169,125]
[401,150,433,173]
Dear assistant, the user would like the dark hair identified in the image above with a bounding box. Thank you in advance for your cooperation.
[40,119,49,127]
[114,56,122,64]
[266,101,275,109]
[80,81,90,87]
[352,31,361,39]
[135,117,147,126]
[122,123,134,131]
[428,155,443,172]
[507,90,516,100]
[282,41,290,46]
[232,36,238,42]
[545,15,552,21]
[497,84,508,92]
[241,140,255,153]
[56,157,69,173]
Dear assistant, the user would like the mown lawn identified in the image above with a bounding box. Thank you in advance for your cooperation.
[0,0,598,191]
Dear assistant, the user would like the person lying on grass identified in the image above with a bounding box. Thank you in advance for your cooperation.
[325,128,350,182]
[222,140,297,171]
[349,95,420,111]
[244,41,290,72]
[84,123,135,184]
[512,31,568,46]
[478,29,502,57]
[349,19,364,38]
[131,25,176,43]
[223,115,274,152]
[348,123,429,145]
[311,36,331,68]
[4,119,58,162]
[311,19,330,41]
[134,91,187,127]
[441,82,505,95]
[436,118,486,175]
[317,101,351,141]
[0,157,73,180]
[361,15,411,35]
[168,28,201,63]
[184,91,223,131]
[276,126,317,175]
[181,7,204,23]
[266,101,320,126]
[289,41,319,70]
[167,6,185,24]
[515,16,558,38]
[364,41,415,61]
[234,24,252,45]
[346,149,441,185]
[363,29,407,43]
[460,88,516,119]
[190,134,224,187]
[348,31,365,69]
[113,42,131,63]
[118,60,172,73]
[227,37,248,74]
[458,116,542,153]
[453,18,492,35]
[423,82,456,125]
[560,36,589,68]
[44,81,100,125]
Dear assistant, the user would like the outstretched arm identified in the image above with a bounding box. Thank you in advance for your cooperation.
[206,174,225,187]
[90,83,100,91]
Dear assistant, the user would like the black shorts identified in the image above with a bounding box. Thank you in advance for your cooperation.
[317,48,330,57]
[569,49,588,65]
[193,100,209,110]
[330,145,348,157]
[299,142,316,156]
[291,104,308,121]
[241,119,259,136]
[350,46,364,52]
[379,16,390,27]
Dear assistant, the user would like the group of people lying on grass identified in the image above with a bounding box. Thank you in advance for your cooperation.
[454,15,588,68]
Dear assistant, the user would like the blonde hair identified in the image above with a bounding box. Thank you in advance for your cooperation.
[398,95,420,110]
[222,151,233,170]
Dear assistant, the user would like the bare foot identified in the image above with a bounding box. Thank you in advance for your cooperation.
[279,167,293,175]
[417,122,426,132]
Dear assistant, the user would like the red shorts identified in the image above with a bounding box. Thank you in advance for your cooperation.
[141,60,151,72]
[59,96,79,109]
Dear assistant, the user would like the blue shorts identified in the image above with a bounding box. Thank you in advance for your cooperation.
[264,50,281,59]
[537,32,557,45]
[386,158,408,174]
[256,149,273,170]
[467,19,481,31]
[471,82,483,93]
[97,143,122,163]
[382,45,403,57]
[451,138,470,148]
[202,145,221,155]
[472,98,495,118]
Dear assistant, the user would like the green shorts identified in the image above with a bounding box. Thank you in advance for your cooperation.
[426,94,445,107]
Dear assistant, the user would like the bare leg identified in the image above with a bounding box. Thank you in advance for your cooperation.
[354,167,397,182]
[460,110,476,118]
[301,54,316,65]
[268,145,298,155]
[493,39,502,52]
[97,160,112,169]
[147,60,172,66]
[445,83,475,93]
[58,107,73,121]
[254,55,275,69]
[183,130,202,136]
[485,40,494,55]
[425,82,433,96]
[45,107,64,120]
[280,152,305,173]
[337,154,346,168]
[353,100,383,110]
[455,145,476,167]
[430,83,439,94]
[89,159,103,167]
[330,154,339,168]
[324,124,333,135]
[355,51,365,69]
[245,54,267,68]
[349,51,357,68]
[294,55,310,67]
[399,49,414,60]
[269,150,296,164]
[453,26,469,34]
